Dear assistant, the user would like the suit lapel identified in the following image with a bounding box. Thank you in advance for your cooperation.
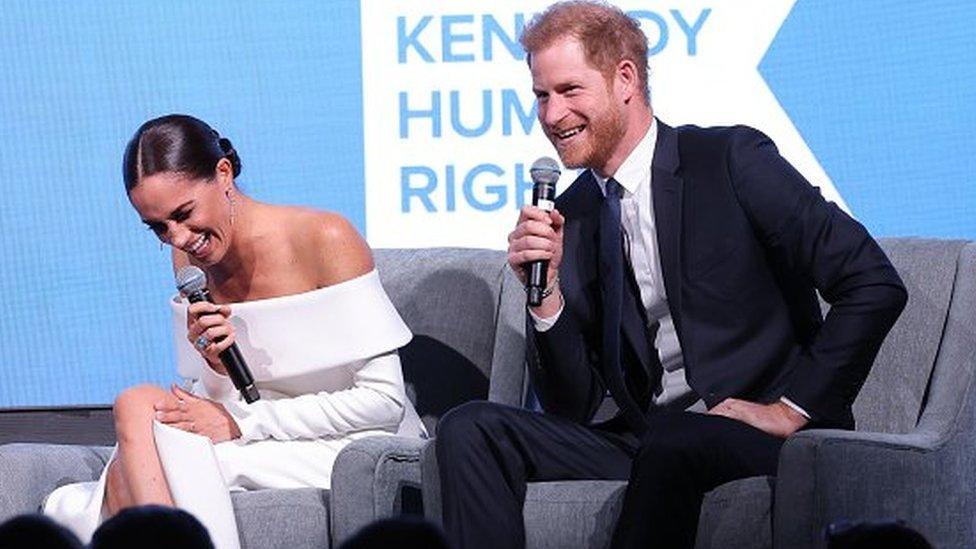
[560,171,603,307]
[651,121,685,337]
[565,171,650,432]
[567,171,654,379]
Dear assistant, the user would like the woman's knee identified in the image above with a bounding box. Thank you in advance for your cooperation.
[113,385,167,439]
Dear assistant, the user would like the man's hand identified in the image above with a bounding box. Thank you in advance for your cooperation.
[154,385,242,443]
[707,398,808,438]
[507,206,565,317]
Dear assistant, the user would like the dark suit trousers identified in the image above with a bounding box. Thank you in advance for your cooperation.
[436,402,784,549]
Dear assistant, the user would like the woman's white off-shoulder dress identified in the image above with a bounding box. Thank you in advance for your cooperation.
[43,270,427,548]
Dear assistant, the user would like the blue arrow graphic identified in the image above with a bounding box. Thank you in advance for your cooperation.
[760,1,976,238]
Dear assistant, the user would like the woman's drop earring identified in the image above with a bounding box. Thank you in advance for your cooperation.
[227,190,236,226]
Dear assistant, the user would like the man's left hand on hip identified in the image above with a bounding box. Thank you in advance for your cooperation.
[707,398,808,438]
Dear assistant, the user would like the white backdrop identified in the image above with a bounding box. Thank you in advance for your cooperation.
[362,0,844,250]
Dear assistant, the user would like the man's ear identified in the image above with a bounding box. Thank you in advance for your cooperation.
[615,59,639,104]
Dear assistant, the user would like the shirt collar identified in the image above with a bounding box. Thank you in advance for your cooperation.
[594,117,658,197]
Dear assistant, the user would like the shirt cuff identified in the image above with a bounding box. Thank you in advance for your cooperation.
[222,399,264,442]
[779,396,811,419]
[528,298,564,332]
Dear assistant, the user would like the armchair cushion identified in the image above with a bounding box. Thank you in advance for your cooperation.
[0,444,110,517]
[519,476,773,549]
[231,488,329,549]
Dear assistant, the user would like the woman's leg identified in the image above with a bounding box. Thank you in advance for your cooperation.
[108,384,177,509]
[104,458,133,515]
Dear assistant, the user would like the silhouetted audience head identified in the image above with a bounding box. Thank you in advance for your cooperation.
[0,514,82,549]
[90,505,214,549]
[827,519,932,549]
[340,516,450,549]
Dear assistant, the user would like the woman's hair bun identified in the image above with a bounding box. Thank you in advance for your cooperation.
[123,115,244,191]
[218,137,242,178]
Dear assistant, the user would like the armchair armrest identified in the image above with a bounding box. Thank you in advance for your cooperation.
[329,435,431,545]
[420,437,442,527]
[0,443,112,521]
[773,428,972,549]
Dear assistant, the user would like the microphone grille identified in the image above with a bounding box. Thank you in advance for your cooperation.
[175,266,207,296]
[529,156,561,185]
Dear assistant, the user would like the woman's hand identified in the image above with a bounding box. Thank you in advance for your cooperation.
[186,301,234,375]
[154,385,242,443]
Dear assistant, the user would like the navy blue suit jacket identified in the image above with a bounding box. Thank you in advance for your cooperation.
[527,121,907,431]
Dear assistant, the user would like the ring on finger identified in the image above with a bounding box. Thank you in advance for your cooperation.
[194,335,210,350]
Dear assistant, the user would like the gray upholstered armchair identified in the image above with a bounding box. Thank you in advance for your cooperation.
[772,238,976,548]
[420,238,976,549]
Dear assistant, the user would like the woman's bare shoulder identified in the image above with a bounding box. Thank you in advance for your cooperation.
[284,207,374,286]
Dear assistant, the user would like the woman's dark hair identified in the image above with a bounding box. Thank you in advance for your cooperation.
[123,114,241,192]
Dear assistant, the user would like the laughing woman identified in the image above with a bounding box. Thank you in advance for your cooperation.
[43,115,426,547]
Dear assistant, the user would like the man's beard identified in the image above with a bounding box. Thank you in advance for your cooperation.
[556,101,626,173]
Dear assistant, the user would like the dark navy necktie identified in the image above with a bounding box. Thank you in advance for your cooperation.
[599,178,649,434]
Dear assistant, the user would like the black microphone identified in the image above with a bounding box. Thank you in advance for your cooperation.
[176,266,260,403]
[526,157,562,306]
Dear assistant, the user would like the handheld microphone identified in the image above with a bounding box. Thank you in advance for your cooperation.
[176,266,260,403]
[526,157,561,306]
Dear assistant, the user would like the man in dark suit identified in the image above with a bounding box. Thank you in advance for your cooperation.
[435,2,907,548]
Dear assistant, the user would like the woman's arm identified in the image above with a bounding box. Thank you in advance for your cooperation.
[166,351,409,442]
[223,352,408,441]
[168,210,409,441]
